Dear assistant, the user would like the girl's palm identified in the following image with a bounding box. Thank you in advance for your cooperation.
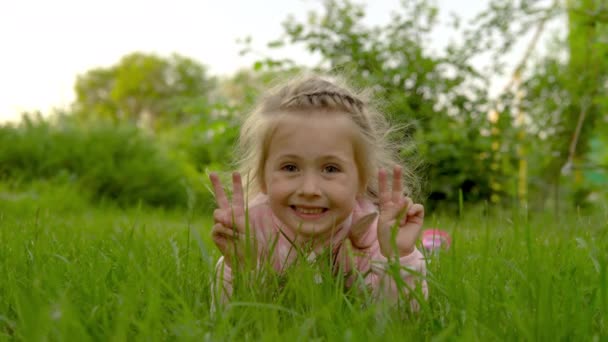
[377,166,425,258]
[209,172,249,267]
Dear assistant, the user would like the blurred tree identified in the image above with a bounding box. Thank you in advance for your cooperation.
[252,0,501,209]
[159,68,302,174]
[463,0,563,207]
[73,52,216,128]
[519,0,608,208]
[462,0,608,209]
[245,0,607,210]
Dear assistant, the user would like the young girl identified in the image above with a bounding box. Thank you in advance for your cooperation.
[209,74,427,306]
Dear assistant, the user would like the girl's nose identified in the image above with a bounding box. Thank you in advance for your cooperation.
[297,173,321,196]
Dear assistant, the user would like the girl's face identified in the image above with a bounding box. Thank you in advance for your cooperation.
[262,111,362,241]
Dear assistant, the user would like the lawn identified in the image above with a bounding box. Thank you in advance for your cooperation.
[1,183,606,340]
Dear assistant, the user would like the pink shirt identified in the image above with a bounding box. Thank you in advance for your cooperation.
[213,193,427,305]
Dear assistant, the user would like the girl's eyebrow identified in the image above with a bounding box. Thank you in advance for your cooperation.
[276,154,301,160]
[319,154,349,164]
[275,153,351,164]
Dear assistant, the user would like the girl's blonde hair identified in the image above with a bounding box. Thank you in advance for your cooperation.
[236,73,419,203]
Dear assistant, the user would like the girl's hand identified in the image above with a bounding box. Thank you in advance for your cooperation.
[209,172,251,268]
[377,165,424,258]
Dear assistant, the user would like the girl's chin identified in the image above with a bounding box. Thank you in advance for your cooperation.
[277,209,346,237]
[287,218,341,239]
[292,223,333,236]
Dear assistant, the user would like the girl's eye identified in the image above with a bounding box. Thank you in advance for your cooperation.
[281,164,298,172]
[324,165,341,173]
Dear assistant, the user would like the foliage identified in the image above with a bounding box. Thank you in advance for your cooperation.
[73,52,216,128]
[0,114,203,208]
[518,0,608,207]
[457,0,563,75]
[253,0,510,209]
[246,0,608,210]
[3,0,607,212]
[160,104,240,174]
[419,113,495,204]
[159,68,307,179]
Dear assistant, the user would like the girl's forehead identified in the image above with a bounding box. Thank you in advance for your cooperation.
[273,109,356,129]
[271,112,358,139]
[265,112,365,159]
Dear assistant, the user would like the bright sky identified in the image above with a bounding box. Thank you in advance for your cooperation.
[0,0,520,123]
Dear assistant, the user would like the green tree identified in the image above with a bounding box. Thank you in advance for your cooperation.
[73,52,216,127]
[247,0,608,210]
[519,0,608,208]
[255,0,501,209]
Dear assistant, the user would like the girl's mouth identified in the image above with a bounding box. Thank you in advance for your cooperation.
[290,205,328,218]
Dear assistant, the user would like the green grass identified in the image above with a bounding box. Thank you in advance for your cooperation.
[1,183,607,340]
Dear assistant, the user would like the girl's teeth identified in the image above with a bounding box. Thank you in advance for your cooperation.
[296,207,323,214]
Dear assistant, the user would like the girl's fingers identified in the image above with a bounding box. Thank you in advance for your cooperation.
[212,223,241,240]
[400,202,424,225]
[213,209,232,227]
[404,197,413,211]
[210,172,247,230]
[408,203,425,219]
[231,172,245,214]
[379,165,406,208]
[397,197,412,222]
[209,172,230,209]
[408,202,422,214]
[392,165,402,204]
[378,168,390,206]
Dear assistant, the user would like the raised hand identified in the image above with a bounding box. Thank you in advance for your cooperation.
[209,172,250,268]
[376,165,424,258]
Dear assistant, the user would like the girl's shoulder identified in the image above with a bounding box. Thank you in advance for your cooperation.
[353,196,379,217]
[245,193,275,228]
[248,192,270,209]
[349,196,379,232]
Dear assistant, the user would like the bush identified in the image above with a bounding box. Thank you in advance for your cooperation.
[0,115,198,208]
[160,107,239,173]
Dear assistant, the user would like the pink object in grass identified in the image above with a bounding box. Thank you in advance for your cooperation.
[421,229,451,251]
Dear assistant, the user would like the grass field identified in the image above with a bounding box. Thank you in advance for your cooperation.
[1,182,606,340]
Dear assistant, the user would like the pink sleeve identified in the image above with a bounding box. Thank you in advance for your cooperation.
[211,256,232,310]
[351,241,428,306]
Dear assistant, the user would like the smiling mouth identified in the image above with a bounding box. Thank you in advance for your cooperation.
[290,206,328,215]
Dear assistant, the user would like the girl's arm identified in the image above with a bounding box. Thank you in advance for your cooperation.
[346,165,427,305]
[345,236,428,306]
[211,256,233,310]
[208,190,276,310]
